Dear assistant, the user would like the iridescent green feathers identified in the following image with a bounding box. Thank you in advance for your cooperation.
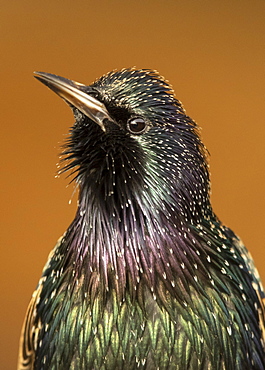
[18,68,265,369]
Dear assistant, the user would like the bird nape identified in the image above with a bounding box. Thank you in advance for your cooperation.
[18,68,265,370]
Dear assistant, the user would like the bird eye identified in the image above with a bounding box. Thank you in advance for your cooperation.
[127,117,147,134]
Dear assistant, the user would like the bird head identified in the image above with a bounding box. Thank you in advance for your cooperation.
[34,68,211,226]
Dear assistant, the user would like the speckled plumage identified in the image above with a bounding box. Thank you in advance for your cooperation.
[18,68,265,369]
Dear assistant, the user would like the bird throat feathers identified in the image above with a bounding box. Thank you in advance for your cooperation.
[55,114,216,304]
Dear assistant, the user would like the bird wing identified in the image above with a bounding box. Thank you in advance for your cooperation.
[232,235,265,345]
[17,280,43,370]
[257,293,265,344]
[17,238,62,370]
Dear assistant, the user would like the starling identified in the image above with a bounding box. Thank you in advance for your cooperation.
[18,68,265,369]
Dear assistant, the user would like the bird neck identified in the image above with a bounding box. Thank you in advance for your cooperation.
[60,185,220,304]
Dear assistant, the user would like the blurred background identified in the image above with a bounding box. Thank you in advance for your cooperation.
[1,1,265,368]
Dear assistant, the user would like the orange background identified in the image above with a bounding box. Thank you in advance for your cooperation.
[1,1,265,368]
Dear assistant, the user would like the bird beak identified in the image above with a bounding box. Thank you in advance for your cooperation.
[33,72,112,132]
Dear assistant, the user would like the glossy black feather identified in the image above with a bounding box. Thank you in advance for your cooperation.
[18,68,265,369]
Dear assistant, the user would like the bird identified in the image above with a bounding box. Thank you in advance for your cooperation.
[18,68,265,370]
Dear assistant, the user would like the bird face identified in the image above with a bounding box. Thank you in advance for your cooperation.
[35,68,210,224]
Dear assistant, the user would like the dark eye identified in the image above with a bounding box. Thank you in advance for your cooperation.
[127,117,147,134]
